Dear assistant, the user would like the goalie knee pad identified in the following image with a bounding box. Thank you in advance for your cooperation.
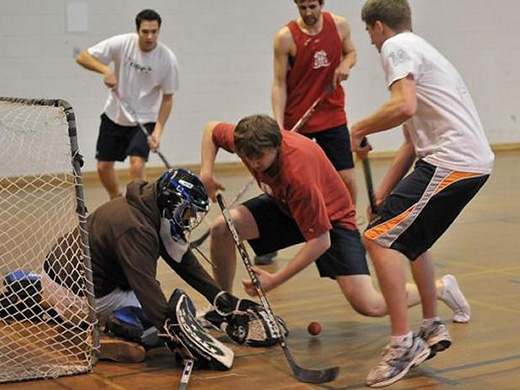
[105,306,163,349]
[159,289,234,371]
[203,293,289,348]
[105,306,146,343]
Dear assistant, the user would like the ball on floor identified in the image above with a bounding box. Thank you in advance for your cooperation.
[307,321,322,336]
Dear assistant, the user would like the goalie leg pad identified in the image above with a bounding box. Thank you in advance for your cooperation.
[160,289,234,371]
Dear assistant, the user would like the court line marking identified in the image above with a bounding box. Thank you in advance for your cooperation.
[316,353,520,390]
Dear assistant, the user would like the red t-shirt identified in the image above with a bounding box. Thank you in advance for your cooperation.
[284,12,347,134]
[212,122,357,240]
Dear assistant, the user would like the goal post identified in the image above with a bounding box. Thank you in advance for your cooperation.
[0,97,98,382]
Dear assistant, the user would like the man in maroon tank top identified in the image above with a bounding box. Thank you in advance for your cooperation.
[272,0,358,202]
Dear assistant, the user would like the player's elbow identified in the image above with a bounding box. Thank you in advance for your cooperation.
[315,232,331,254]
[396,98,416,121]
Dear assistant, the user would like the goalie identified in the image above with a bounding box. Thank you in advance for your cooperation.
[40,168,287,368]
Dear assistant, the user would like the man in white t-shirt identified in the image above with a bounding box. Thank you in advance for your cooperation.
[351,0,494,387]
[77,9,179,199]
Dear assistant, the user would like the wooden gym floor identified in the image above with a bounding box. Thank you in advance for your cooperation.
[1,150,519,390]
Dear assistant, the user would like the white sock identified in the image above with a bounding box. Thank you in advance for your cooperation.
[422,317,441,328]
[390,331,413,348]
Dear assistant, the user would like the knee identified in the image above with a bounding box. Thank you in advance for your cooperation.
[210,217,231,242]
[350,299,387,318]
[97,161,114,175]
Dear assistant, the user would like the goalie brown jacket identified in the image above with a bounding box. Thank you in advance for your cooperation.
[85,180,220,328]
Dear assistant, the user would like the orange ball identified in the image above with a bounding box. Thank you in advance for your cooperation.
[307,321,322,336]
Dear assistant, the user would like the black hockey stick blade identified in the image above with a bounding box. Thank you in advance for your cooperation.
[216,193,339,384]
[284,347,339,384]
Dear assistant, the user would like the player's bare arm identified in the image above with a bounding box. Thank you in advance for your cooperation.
[149,93,173,150]
[76,50,116,88]
[200,122,225,202]
[374,126,415,207]
[242,231,331,296]
[271,27,295,129]
[351,75,417,153]
[333,15,357,88]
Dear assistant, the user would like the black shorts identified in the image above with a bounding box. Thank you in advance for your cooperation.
[305,124,354,171]
[365,160,489,260]
[96,113,155,162]
[242,195,369,279]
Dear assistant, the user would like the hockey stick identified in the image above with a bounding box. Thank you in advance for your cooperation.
[112,89,172,169]
[178,358,194,390]
[189,85,333,249]
[216,193,339,384]
[360,137,377,214]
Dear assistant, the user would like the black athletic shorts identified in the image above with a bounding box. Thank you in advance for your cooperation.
[96,113,155,162]
[365,160,490,260]
[304,123,354,171]
[242,194,369,279]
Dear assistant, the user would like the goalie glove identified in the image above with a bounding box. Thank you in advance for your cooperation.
[159,288,234,371]
[204,292,289,348]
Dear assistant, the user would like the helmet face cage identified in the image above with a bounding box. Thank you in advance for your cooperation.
[157,169,210,232]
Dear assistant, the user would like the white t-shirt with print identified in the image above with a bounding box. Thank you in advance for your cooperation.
[88,33,179,126]
[381,32,493,174]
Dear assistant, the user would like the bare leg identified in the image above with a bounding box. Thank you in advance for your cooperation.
[97,161,121,199]
[337,268,465,320]
[411,251,438,319]
[210,205,259,292]
[129,156,146,180]
[337,275,428,317]
[338,167,357,204]
[363,237,410,336]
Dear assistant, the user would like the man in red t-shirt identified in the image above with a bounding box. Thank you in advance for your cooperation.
[199,114,470,322]
[272,0,358,202]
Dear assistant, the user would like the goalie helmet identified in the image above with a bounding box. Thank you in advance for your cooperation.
[156,169,210,234]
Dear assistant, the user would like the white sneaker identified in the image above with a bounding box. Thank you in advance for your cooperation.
[440,274,471,323]
[366,334,430,388]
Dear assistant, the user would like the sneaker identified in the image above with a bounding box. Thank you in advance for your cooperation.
[254,251,278,265]
[99,335,146,363]
[366,334,430,388]
[419,320,452,360]
[440,274,471,323]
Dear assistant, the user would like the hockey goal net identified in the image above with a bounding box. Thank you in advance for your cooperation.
[0,97,98,382]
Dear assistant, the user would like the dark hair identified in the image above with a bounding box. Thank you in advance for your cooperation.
[361,0,412,32]
[135,9,162,30]
[294,0,324,5]
[234,115,282,159]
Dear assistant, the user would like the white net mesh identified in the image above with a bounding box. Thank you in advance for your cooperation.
[0,98,97,382]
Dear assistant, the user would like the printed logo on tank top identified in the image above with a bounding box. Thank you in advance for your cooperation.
[125,56,152,74]
[312,50,331,69]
